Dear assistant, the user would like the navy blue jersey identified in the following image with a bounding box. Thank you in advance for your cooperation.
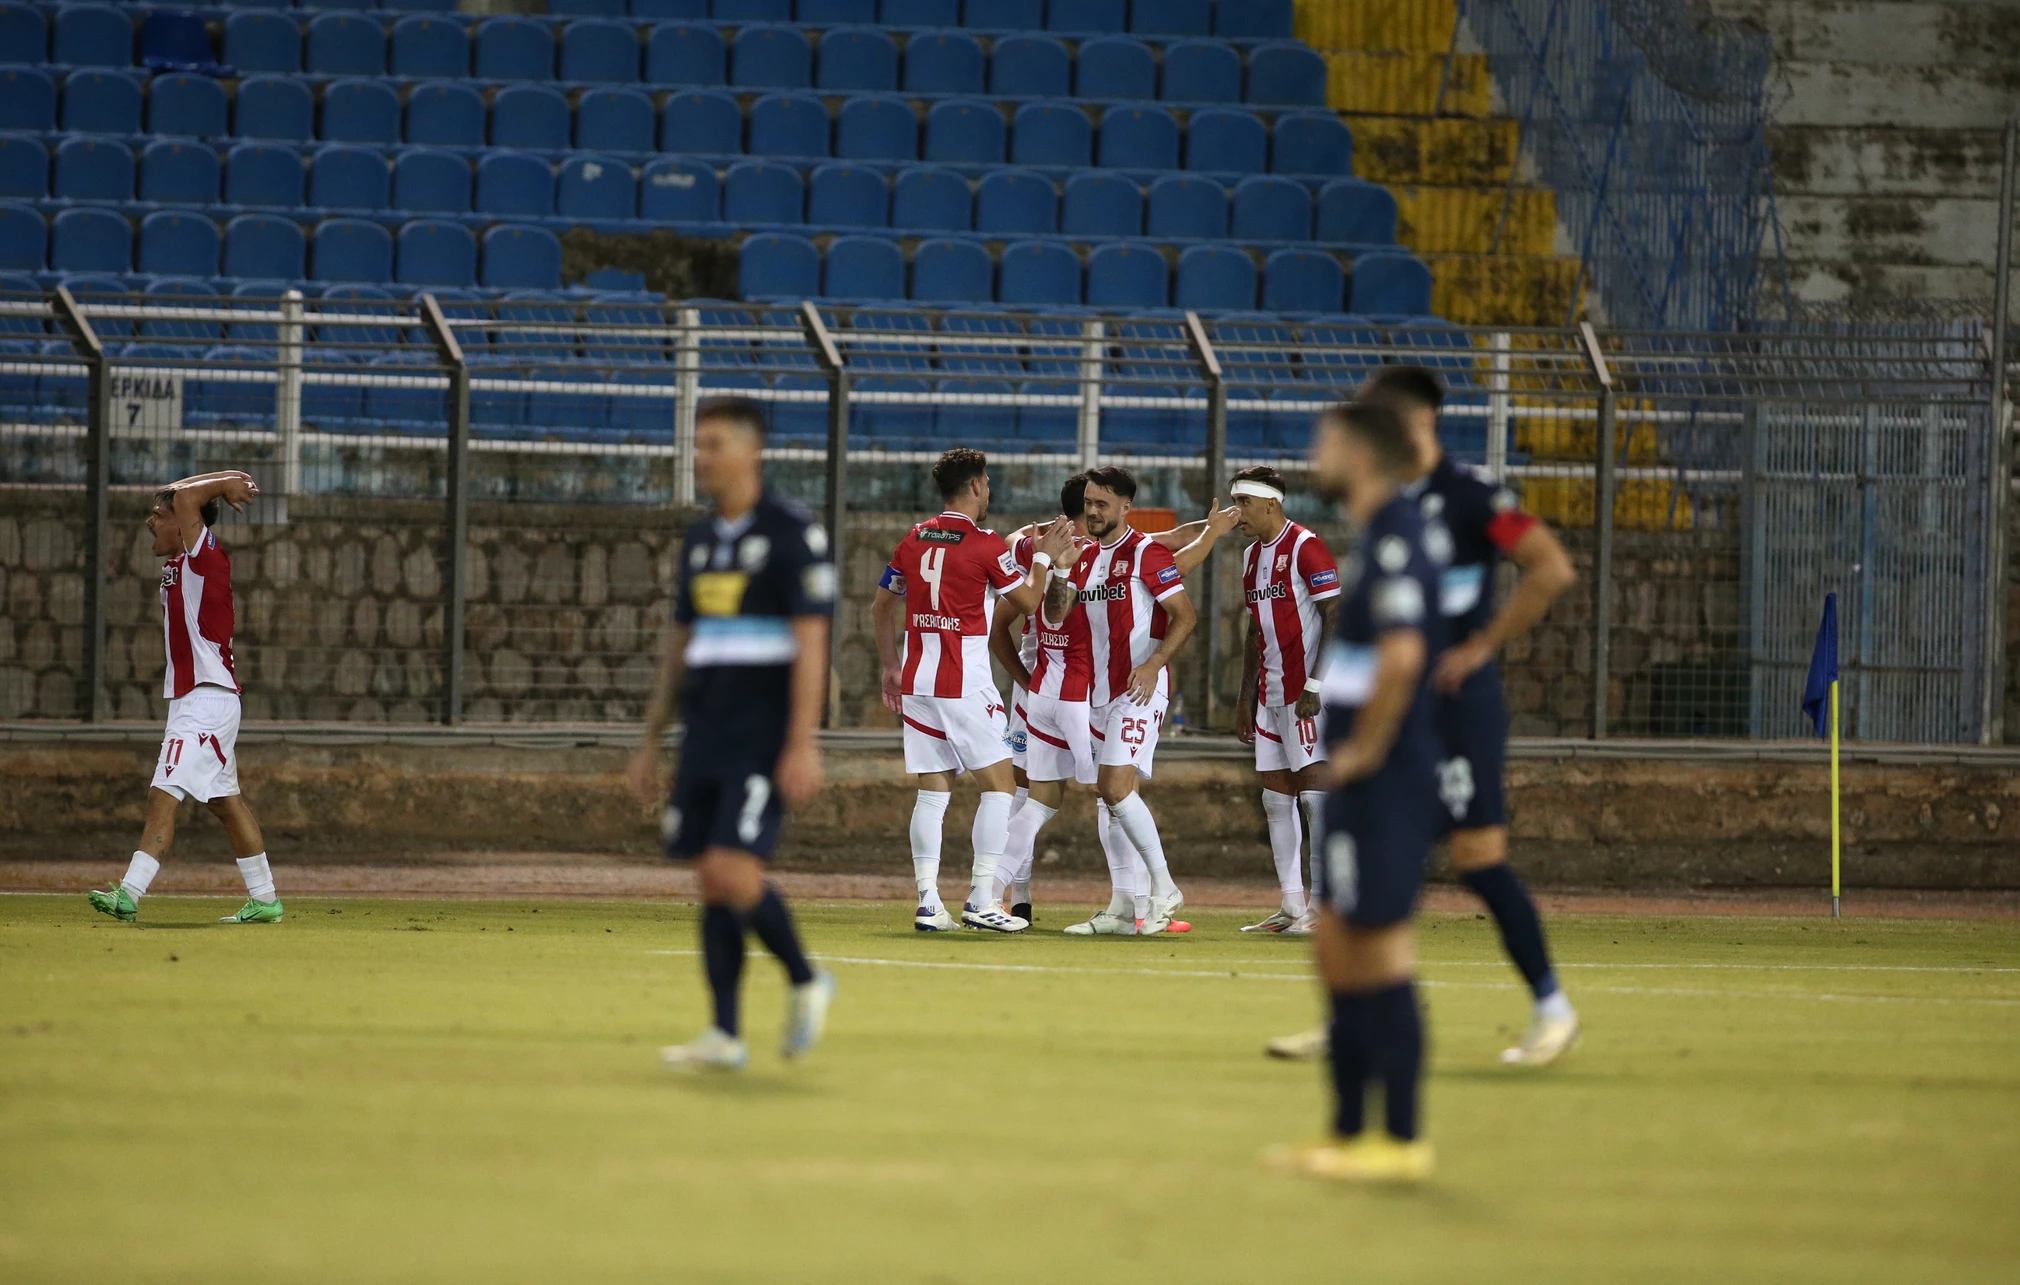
[1412,454,1537,644]
[1318,492,1446,775]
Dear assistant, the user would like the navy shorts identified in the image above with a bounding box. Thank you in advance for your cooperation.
[664,742,784,861]
[1315,772,1437,929]
[1433,663,1509,834]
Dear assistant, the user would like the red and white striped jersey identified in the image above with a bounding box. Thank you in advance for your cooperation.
[1025,542,1097,702]
[883,512,1025,698]
[160,526,240,700]
[1242,520,1341,706]
[1079,528,1187,706]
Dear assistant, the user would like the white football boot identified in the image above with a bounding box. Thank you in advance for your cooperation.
[781,971,836,1060]
[1285,909,1318,936]
[1241,909,1299,933]
[960,902,1029,933]
[914,904,960,932]
[1264,1026,1329,1061]
[1502,1007,1580,1067]
[1062,910,1136,936]
[660,1027,749,1072]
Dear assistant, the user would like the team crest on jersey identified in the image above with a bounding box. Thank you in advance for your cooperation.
[918,528,966,544]
[1110,560,1130,577]
[160,562,178,590]
[1376,535,1410,572]
[737,534,771,572]
[1421,493,1446,518]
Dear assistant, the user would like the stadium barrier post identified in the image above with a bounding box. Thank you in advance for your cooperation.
[674,307,700,509]
[1984,118,2016,744]
[53,285,110,723]
[1831,678,1841,918]
[1579,322,1615,740]
[1184,311,1227,729]
[803,301,848,728]
[422,294,470,727]
[1077,318,1104,468]
[1487,331,1511,479]
[276,291,303,520]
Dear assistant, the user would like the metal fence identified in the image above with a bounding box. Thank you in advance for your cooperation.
[0,288,2005,744]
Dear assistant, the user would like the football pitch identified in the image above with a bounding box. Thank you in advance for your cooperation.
[2,894,2015,1284]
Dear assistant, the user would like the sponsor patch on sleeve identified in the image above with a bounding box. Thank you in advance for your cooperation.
[998,551,1021,577]
[1155,564,1181,585]
[802,563,836,604]
[1309,568,1339,588]
[1372,577,1425,627]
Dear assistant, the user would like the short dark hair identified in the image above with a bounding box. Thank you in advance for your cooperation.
[1360,365,1445,413]
[932,447,988,501]
[1324,401,1417,475]
[1082,465,1136,501]
[694,396,768,438]
[1230,465,1287,496]
[154,488,222,528]
[1060,472,1089,518]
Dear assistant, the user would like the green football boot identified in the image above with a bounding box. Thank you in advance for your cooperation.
[88,883,138,922]
[219,897,284,924]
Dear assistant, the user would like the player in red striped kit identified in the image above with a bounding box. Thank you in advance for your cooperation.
[1230,465,1343,935]
[88,470,281,925]
[871,448,1075,933]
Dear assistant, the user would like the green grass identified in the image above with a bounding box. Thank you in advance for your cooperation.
[2,894,2016,1284]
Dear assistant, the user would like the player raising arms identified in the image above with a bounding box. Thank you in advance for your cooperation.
[872,448,1075,933]
[1266,401,1446,1184]
[1229,465,1341,935]
[628,398,836,1072]
[89,470,282,926]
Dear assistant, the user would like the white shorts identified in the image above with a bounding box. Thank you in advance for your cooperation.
[1254,702,1323,773]
[1021,691,1095,785]
[1006,682,1029,769]
[150,685,242,802]
[1091,691,1169,779]
[902,688,1011,776]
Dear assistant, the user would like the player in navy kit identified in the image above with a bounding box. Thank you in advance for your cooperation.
[1265,400,1445,1183]
[626,397,837,1072]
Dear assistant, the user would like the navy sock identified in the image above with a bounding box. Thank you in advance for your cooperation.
[1366,981,1424,1142]
[1462,862,1559,999]
[746,886,816,987]
[700,903,747,1038]
[1327,990,1371,1139]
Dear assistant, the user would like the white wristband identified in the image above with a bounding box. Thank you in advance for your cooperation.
[1030,551,1053,572]
[1304,677,1324,694]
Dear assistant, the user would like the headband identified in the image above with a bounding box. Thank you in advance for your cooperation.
[1231,479,1284,503]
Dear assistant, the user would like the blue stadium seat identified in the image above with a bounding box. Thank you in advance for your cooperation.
[559,154,634,219]
[561,19,640,81]
[749,92,830,158]
[905,32,984,95]
[576,87,653,152]
[836,95,915,161]
[406,82,485,147]
[492,85,570,149]
[1315,177,1393,243]
[716,0,790,17]
[53,4,129,68]
[61,70,142,135]
[1187,108,1266,173]
[553,0,626,10]
[1085,242,1164,308]
[608,362,677,435]
[1261,247,1342,312]
[800,0,874,20]
[315,0,381,12]
[0,5,45,66]
[883,0,958,22]
[1061,170,1138,236]
[854,373,936,443]
[0,68,54,132]
[997,240,1077,305]
[323,79,400,145]
[1131,0,1209,35]
[910,237,989,303]
[140,140,218,204]
[483,225,562,288]
[307,13,386,76]
[144,283,222,341]
[738,232,817,299]
[1246,42,1327,107]
[225,281,293,345]
[1173,244,1253,310]
[661,90,741,154]
[1076,37,1154,100]
[223,12,299,75]
[646,24,725,86]
[313,218,394,282]
[822,235,902,300]
[0,203,41,270]
[393,148,471,212]
[723,159,802,223]
[1161,40,1239,103]
[311,146,390,210]
[1101,106,1179,169]
[137,211,219,278]
[396,218,477,285]
[476,19,553,79]
[1047,0,1122,32]
[476,151,555,216]
[1347,250,1431,315]
[1215,0,1293,38]
[890,165,967,231]
[1011,102,1091,168]
[990,35,1066,98]
[51,208,130,274]
[635,0,709,15]
[639,157,718,220]
[937,309,1020,375]
[976,168,1054,235]
[924,100,1004,164]
[807,162,886,227]
[223,214,304,279]
[52,137,131,201]
[1231,174,1309,240]
[361,349,443,428]
[234,76,313,141]
[224,143,304,207]
[0,136,44,199]
[390,16,468,78]
[148,74,228,138]
[731,25,812,89]
[817,28,897,92]
[1146,173,1225,237]
[1272,112,1352,175]
[494,290,575,359]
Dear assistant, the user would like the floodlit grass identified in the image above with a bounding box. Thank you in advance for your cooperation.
[1,894,2016,1284]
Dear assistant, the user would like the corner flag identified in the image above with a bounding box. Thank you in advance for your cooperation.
[1801,593,1837,738]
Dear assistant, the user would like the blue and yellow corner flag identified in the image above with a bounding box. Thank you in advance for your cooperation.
[1801,593,1838,738]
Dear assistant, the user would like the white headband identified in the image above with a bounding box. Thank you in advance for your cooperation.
[1231,480,1284,503]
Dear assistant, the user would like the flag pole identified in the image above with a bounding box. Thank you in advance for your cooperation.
[1830,678,1841,919]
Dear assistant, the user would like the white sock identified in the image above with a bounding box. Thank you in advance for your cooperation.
[911,789,951,911]
[1109,793,1176,901]
[1096,802,1133,917]
[999,798,1057,894]
[235,852,276,903]
[1012,785,1029,814]
[1262,791,1307,916]
[121,850,161,899]
[1538,991,1576,1022]
[1300,791,1327,915]
[969,790,1013,910]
